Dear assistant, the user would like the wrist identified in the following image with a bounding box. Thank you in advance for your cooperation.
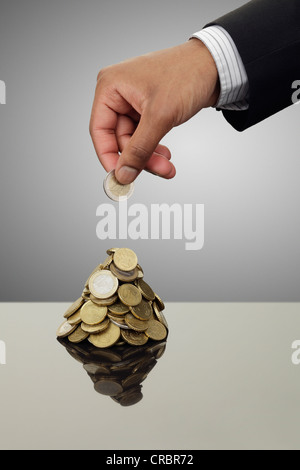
[188,38,220,107]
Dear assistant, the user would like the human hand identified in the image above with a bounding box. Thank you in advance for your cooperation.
[90,38,220,184]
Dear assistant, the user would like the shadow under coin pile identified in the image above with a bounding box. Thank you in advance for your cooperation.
[56,248,168,349]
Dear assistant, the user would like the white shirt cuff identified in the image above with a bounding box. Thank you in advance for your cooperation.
[191,25,249,111]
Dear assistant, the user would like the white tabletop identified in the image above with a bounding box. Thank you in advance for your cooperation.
[0,302,300,450]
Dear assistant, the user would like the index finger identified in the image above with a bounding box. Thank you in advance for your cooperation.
[89,99,120,172]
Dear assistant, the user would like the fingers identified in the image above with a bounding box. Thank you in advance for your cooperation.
[116,115,175,178]
[90,76,175,184]
[90,102,175,181]
[155,144,172,161]
[90,100,120,172]
[115,108,173,184]
[145,154,176,179]
[116,115,172,161]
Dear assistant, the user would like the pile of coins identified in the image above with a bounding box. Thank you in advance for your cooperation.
[56,248,168,348]
[58,336,166,406]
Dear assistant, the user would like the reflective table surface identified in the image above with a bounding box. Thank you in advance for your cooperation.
[0,302,300,450]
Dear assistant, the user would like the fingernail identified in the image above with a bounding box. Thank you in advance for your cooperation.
[116,166,139,184]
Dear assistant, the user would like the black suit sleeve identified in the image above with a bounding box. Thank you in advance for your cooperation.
[207,0,300,131]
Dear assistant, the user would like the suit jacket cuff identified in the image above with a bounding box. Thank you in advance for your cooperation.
[206,0,300,131]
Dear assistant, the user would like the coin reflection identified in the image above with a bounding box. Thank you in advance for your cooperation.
[57,337,167,406]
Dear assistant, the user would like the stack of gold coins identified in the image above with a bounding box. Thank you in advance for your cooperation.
[57,336,167,406]
[56,248,168,348]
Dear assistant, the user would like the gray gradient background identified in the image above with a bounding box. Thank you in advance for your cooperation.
[0,0,299,301]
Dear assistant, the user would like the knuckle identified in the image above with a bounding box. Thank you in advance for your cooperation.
[96,66,110,82]
[128,143,150,166]
[96,64,120,84]
[131,143,150,159]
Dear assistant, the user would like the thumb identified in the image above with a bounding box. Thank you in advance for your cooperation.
[115,109,171,184]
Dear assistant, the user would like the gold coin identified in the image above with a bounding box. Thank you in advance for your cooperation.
[118,283,142,307]
[148,310,156,321]
[153,301,168,330]
[108,301,130,315]
[154,292,165,311]
[136,278,155,301]
[56,320,77,338]
[68,325,89,343]
[106,247,119,255]
[81,292,90,301]
[81,318,110,333]
[88,321,121,348]
[80,300,107,325]
[125,313,149,332]
[89,270,118,299]
[90,293,118,306]
[129,299,152,321]
[63,297,85,319]
[67,309,82,325]
[104,170,134,202]
[110,262,139,282]
[121,329,148,346]
[145,320,167,341]
[101,254,113,269]
[113,248,138,272]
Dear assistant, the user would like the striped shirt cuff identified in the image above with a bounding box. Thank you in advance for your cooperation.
[191,25,249,111]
